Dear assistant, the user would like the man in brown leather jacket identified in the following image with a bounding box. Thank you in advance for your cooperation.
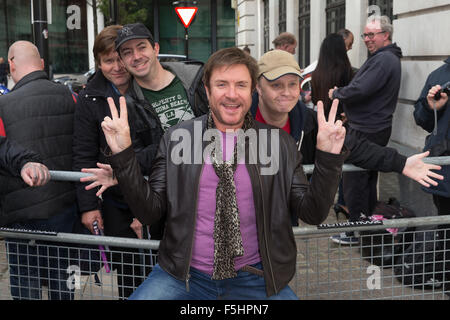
[101,47,347,299]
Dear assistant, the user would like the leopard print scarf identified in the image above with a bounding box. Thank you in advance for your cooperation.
[207,111,254,280]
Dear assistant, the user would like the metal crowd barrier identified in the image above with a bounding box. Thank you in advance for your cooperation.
[292,216,450,300]
[48,156,450,179]
[1,216,450,300]
[0,156,448,300]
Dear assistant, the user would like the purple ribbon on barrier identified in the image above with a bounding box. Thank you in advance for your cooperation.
[93,221,110,273]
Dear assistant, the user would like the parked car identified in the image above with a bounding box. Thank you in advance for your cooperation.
[0,85,10,95]
[52,69,92,94]
[158,54,187,62]
[300,60,317,109]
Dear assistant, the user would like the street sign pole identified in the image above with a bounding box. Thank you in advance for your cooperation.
[185,27,189,60]
[31,0,50,78]
[109,0,118,25]
[174,3,198,61]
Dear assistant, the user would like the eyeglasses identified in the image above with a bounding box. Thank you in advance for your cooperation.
[361,31,386,40]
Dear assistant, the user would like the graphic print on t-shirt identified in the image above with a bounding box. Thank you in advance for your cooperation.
[141,76,195,131]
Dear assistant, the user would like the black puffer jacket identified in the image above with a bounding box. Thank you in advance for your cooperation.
[109,116,346,297]
[0,136,40,177]
[0,70,75,226]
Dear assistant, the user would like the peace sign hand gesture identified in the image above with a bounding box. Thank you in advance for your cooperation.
[316,99,346,155]
[102,96,132,154]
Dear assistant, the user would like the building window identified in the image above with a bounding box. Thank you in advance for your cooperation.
[326,0,345,35]
[298,0,310,68]
[217,0,235,52]
[368,0,394,22]
[278,0,286,33]
[263,0,270,52]
[0,0,89,74]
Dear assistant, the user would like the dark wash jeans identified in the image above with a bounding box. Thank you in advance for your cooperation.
[129,263,298,300]
[5,204,78,300]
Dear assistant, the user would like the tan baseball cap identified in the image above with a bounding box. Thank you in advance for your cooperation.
[258,49,303,81]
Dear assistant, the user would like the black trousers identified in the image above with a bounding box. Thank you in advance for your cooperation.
[343,127,392,222]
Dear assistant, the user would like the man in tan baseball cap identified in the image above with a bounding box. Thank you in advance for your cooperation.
[251,49,314,226]
[257,49,303,81]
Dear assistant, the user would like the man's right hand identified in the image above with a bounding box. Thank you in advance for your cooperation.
[427,85,448,111]
[101,96,132,154]
[81,210,103,234]
[20,162,50,187]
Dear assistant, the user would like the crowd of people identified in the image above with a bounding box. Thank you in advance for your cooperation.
[0,15,448,300]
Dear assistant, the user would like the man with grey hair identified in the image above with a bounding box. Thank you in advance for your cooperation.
[272,32,297,55]
[328,16,403,245]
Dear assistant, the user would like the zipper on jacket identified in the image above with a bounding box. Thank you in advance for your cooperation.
[297,130,304,151]
[185,273,191,292]
[257,169,278,295]
[185,163,205,292]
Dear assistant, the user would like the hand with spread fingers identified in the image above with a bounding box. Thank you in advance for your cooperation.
[402,151,444,188]
[81,162,117,197]
[316,98,346,155]
[20,162,51,187]
[102,96,132,154]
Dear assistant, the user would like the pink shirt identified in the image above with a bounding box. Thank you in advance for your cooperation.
[190,132,261,275]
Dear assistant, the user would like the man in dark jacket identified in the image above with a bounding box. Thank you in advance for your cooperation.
[73,24,208,298]
[0,41,76,299]
[101,47,348,299]
[414,57,450,289]
[254,50,442,227]
[328,16,403,244]
[73,25,144,300]
[414,57,450,217]
[0,136,50,187]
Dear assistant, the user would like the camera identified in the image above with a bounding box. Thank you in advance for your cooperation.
[434,81,450,101]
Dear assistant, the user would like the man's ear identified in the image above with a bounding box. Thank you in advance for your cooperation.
[154,42,160,56]
[256,81,262,96]
[204,83,211,101]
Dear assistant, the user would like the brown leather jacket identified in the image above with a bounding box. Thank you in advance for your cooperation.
[108,115,346,297]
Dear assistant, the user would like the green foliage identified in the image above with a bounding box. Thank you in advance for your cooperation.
[97,0,148,25]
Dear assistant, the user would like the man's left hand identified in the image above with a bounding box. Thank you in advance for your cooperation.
[316,99,346,155]
[402,151,444,188]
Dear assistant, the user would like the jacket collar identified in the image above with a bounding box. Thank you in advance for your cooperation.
[12,70,48,91]
[250,91,305,141]
[445,57,450,65]
[83,70,123,98]
[128,64,178,102]
[370,43,403,59]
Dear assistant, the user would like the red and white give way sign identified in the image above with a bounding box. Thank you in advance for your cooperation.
[175,7,198,28]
